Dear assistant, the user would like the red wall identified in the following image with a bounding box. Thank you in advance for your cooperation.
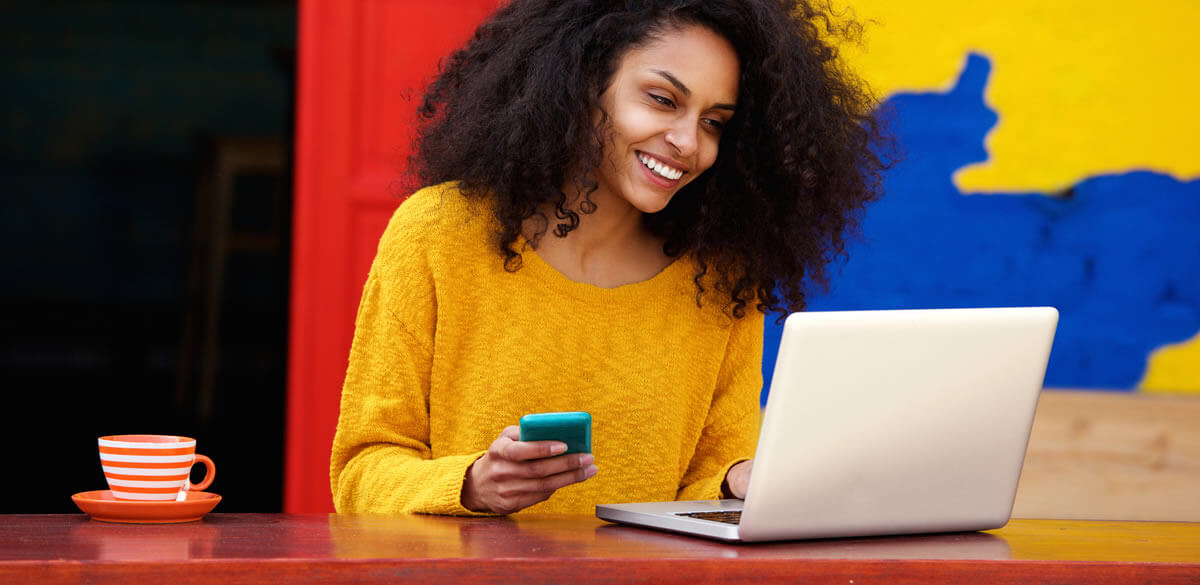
[287,0,498,513]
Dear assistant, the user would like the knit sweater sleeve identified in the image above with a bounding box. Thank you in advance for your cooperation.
[329,195,488,516]
[676,311,764,501]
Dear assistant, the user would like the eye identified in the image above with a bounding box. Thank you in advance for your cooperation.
[702,118,726,133]
[649,93,675,108]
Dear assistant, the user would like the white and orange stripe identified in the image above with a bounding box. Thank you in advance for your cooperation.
[98,435,213,501]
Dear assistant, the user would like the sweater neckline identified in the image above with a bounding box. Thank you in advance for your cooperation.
[516,235,692,302]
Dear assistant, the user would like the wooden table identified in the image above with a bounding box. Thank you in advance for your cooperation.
[2,514,1197,584]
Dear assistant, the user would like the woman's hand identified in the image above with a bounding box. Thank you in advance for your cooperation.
[461,425,598,514]
[723,459,753,499]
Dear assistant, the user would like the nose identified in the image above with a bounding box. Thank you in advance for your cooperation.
[664,119,699,158]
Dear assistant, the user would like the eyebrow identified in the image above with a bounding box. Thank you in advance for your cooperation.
[651,69,736,111]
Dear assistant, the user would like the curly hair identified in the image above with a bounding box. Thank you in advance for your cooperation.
[411,0,893,319]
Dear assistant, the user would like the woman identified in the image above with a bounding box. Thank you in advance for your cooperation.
[330,0,889,515]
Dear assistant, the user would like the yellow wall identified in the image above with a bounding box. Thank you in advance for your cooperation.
[835,0,1200,193]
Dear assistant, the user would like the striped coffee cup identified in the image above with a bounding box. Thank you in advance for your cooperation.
[98,435,216,501]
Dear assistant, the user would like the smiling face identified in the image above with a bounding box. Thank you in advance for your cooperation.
[590,24,740,215]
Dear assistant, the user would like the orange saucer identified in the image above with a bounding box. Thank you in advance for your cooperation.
[72,490,222,524]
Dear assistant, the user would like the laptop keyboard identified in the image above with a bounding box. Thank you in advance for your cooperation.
[677,510,742,525]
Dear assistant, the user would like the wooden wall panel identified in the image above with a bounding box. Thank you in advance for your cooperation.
[1014,390,1200,522]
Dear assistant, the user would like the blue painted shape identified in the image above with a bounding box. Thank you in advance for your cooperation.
[761,53,1200,403]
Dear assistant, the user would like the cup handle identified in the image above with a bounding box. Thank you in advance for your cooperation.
[190,454,216,492]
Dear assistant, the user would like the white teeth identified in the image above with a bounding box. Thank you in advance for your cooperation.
[638,153,683,180]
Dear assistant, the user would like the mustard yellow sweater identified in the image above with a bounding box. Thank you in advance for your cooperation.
[330,183,763,515]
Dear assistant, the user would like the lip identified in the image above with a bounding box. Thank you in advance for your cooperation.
[635,150,688,188]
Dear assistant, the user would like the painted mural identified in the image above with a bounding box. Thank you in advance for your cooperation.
[762,1,1200,397]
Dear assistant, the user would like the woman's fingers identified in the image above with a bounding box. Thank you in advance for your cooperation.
[491,452,594,481]
[499,439,567,461]
[498,461,600,502]
[526,453,594,479]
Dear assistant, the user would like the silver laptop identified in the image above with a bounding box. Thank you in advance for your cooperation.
[597,307,1058,542]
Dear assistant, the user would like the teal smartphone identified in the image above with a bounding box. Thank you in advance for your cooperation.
[519,411,592,455]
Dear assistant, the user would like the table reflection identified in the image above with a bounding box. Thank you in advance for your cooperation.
[326,513,1012,560]
[71,521,219,561]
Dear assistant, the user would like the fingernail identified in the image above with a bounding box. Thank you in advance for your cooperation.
[585,465,598,478]
[579,453,594,466]
[550,443,567,455]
